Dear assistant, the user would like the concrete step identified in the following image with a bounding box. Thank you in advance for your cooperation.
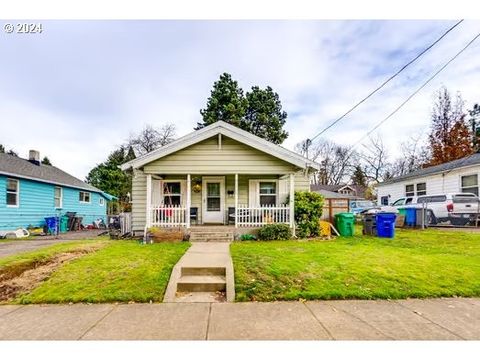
[189,232,233,242]
[176,275,226,292]
[181,267,226,276]
[174,291,226,303]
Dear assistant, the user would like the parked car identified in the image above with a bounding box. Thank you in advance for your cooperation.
[414,193,480,226]
[350,200,376,215]
[390,196,417,207]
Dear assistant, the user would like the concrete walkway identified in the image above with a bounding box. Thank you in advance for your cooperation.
[163,242,235,302]
[0,298,478,340]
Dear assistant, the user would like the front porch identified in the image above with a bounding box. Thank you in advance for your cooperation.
[145,173,295,229]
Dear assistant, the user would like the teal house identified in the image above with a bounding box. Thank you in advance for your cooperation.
[0,150,114,232]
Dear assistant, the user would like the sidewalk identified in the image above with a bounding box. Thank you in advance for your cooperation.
[0,298,478,340]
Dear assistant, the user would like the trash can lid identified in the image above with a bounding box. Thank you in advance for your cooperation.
[335,212,355,218]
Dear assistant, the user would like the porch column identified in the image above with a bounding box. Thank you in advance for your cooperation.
[186,174,191,228]
[235,173,239,228]
[289,173,295,233]
[146,174,152,228]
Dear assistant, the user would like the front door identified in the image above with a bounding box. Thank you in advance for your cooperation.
[202,176,225,224]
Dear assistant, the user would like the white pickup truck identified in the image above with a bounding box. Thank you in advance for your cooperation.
[414,193,480,225]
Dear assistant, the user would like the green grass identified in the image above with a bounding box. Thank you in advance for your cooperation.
[15,241,190,304]
[231,228,480,301]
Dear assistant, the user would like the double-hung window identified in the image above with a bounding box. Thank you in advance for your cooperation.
[54,187,63,208]
[6,178,19,207]
[405,184,415,197]
[79,191,91,203]
[259,182,277,206]
[416,182,426,196]
[461,174,479,196]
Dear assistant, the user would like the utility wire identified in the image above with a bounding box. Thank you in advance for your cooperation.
[345,31,480,158]
[307,19,464,145]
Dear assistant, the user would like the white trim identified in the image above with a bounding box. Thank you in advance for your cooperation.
[186,174,191,228]
[234,173,238,228]
[6,177,19,208]
[54,186,63,209]
[202,176,225,224]
[99,197,105,206]
[120,121,320,171]
[160,180,184,206]
[146,174,152,228]
[460,173,479,195]
[249,179,279,207]
[289,173,295,231]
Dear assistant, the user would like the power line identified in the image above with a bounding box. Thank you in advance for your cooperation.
[307,19,464,144]
[346,30,480,157]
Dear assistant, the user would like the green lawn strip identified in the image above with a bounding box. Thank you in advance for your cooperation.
[231,228,480,301]
[0,240,108,279]
[17,241,190,304]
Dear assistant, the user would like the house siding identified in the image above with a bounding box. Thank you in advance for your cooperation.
[376,165,480,205]
[143,136,300,174]
[0,175,107,231]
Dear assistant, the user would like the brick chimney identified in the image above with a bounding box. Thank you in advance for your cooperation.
[28,150,40,166]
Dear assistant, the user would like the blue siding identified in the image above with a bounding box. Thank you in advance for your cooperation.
[0,175,107,231]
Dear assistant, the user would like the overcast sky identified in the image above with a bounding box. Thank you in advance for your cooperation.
[1,20,479,180]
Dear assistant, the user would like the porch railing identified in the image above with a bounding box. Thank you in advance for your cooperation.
[236,204,290,227]
[150,205,187,227]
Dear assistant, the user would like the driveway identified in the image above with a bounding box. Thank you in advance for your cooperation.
[0,298,478,340]
[0,239,73,259]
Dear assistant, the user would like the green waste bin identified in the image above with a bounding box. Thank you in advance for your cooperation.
[335,212,355,237]
[398,208,407,216]
[60,215,68,233]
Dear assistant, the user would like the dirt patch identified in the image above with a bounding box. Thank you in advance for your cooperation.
[0,244,103,302]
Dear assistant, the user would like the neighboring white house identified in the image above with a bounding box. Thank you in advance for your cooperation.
[376,153,480,205]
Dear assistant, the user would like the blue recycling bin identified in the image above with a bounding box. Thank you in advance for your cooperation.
[44,216,59,235]
[376,212,397,238]
[404,208,417,227]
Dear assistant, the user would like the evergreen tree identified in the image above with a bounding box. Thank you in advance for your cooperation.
[350,165,367,187]
[197,73,248,129]
[244,86,288,144]
[41,156,52,165]
[197,73,289,144]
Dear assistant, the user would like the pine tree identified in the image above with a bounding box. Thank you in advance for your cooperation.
[41,156,52,165]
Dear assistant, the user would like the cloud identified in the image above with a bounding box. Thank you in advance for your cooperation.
[1,20,480,179]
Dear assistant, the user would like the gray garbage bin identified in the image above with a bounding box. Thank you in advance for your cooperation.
[362,213,377,235]
[415,208,431,227]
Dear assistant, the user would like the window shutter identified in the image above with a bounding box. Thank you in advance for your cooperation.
[278,177,289,205]
[152,179,162,205]
[249,180,259,207]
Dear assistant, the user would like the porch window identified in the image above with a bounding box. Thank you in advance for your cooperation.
[163,181,182,206]
[6,178,19,207]
[259,182,276,206]
[461,174,479,196]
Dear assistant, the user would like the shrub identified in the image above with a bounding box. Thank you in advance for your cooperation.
[147,227,185,243]
[239,234,256,241]
[292,191,324,238]
[257,223,292,241]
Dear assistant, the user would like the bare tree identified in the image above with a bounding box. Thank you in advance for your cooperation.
[388,132,429,177]
[295,139,357,185]
[360,134,390,183]
[128,123,176,155]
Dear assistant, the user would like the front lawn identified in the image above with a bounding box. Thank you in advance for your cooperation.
[13,241,190,304]
[231,228,480,301]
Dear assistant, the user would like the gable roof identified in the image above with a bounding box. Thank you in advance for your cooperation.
[311,184,367,198]
[120,121,320,171]
[0,153,109,196]
[378,153,480,186]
